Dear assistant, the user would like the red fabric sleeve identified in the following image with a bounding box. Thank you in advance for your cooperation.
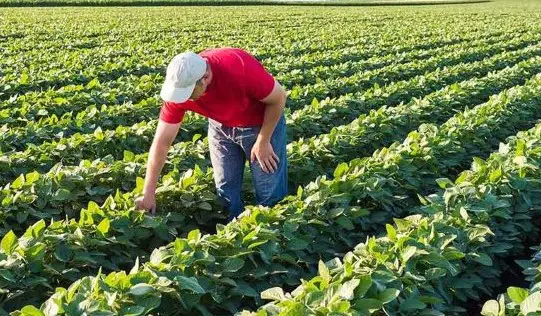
[159,101,186,124]
[242,51,276,100]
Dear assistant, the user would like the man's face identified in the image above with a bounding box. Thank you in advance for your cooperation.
[190,81,206,100]
[190,62,211,100]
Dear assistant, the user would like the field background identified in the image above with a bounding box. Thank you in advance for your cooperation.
[1,0,541,315]
[0,0,490,6]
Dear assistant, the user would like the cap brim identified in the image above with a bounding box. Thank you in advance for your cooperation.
[160,82,195,103]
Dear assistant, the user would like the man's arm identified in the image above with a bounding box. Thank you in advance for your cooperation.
[135,120,181,213]
[250,80,287,173]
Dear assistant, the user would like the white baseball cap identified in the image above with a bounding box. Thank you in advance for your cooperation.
[160,52,207,103]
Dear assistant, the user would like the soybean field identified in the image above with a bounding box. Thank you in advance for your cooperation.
[1,1,541,315]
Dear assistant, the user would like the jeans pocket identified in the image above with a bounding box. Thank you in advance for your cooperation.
[208,119,222,131]
[236,126,260,141]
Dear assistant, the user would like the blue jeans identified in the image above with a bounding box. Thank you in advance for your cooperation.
[208,115,288,220]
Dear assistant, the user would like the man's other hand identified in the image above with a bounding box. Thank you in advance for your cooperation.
[251,139,279,173]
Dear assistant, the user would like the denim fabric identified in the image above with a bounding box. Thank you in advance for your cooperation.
[208,115,288,220]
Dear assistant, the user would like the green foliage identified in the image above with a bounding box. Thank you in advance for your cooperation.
[3,4,541,315]
[248,123,541,315]
[14,72,541,314]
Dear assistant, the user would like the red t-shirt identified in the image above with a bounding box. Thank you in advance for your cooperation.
[159,48,276,127]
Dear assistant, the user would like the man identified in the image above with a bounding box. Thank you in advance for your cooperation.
[135,48,288,221]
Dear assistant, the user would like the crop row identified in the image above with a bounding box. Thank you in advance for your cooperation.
[1,17,479,99]
[0,15,349,54]
[0,30,518,151]
[0,27,524,147]
[286,55,541,186]
[110,74,541,314]
[1,14,396,73]
[2,37,539,180]
[262,26,514,76]
[3,52,541,238]
[0,12,355,50]
[245,123,541,315]
[0,74,162,128]
[3,73,541,313]
[1,21,530,119]
[2,50,541,243]
[3,7,525,97]
[0,8,518,56]
[285,31,539,113]
[2,36,382,126]
[481,208,541,316]
[287,40,541,140]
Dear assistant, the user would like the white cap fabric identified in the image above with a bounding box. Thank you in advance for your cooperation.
[160,52,207,103]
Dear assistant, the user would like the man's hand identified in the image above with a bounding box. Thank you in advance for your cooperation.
[135,194,157,214]
[136,119,180,216]
[251,138,279,173]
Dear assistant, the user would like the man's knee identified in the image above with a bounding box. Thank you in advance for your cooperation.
[216,185,243,214]
[252,162,288,207]
[258,189,287,207]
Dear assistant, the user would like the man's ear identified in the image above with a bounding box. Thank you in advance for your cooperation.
[202,72,211,86]
[202,62,210,79]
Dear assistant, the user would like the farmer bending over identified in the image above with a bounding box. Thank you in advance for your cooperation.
[135,48,288,221]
